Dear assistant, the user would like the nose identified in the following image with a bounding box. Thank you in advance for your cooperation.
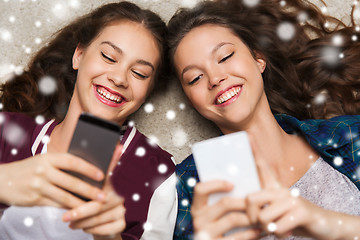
[107,67,129,88]
[208,66,227,89]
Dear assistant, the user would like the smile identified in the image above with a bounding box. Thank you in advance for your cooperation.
[215,86,242,105]
[94,85,126,107]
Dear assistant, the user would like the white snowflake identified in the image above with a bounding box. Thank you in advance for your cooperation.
[35,20,42,28]
[290,188,300,197]
[11,148,18,156]
[187,177,196,187]
[143,222,153,231]
[267,222,277,232]
[158,163,167,174]
[38,76,57,95]
[23,217,34,227]
[179,103,186,110]
[280,0,286,7]
[181,199,189,207]
[313,92,327,105]
[132,193,140,201]
[0,28,12,42]
[4,123,25,146]
[144,103,154,113]
[242,0,260,8]
[332,34,343,46]
[166,110,176,120]
[277,22,295,41]
[8,16,15,23]
[172,128,188,147]
[135,147,146,157]
[35,115,45,125]
[333,156,343,166]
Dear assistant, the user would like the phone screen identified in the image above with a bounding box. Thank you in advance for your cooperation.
[67,113,121,198]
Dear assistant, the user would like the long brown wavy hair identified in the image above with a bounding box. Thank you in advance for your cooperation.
[0,1,168,121]
[167,0,360,120]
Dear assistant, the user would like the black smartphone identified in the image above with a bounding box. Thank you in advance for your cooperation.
[67,113,121,199]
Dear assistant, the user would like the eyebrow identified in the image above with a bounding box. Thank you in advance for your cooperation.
[180,42,234,79]
[101,41,155,71]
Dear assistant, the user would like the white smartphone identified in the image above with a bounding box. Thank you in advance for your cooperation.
[192,131,261,235]
[192,131,261,205]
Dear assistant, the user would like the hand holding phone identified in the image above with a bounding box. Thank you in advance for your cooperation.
[192,131,261,205]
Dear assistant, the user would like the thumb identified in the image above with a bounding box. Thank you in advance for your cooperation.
[107,143,123,176]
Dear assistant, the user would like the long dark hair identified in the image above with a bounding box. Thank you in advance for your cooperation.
[168,0,360,120]
[0,1,167,121]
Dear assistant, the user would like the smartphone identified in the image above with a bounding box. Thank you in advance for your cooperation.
[192,131,261,235]
[67,113,121,198]
[192,131,261,205]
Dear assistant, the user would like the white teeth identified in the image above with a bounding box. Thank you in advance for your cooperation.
[216,87,241,104]
[96,88,122,103]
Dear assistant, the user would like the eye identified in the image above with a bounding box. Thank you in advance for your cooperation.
[219,52,234,64]
[101,52,116,63]
[189,74,203,85]
[132,70,149,79]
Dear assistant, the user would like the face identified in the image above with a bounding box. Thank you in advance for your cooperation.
[174,24,267,133]
[71,20,160,125]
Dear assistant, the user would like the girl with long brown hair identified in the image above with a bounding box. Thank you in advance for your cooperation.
[168,0,360,239]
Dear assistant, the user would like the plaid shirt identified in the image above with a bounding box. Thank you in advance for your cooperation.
[173,114,360,239]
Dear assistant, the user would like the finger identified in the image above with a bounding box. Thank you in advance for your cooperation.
[28,175,85,208]
[246,188,286,224]
[192,180,233,209]
[83,218,126,236]
[48,168,105,202]
[50,153,104,181]
[221,227,262,240]
[107,143,123,175]
[258,193,297,225]
[70,204,126,229]
[62,191,124,222]
[213,212,252,236]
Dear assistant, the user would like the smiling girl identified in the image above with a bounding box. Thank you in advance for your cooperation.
[168,0,360,239]
[0,2,176,240]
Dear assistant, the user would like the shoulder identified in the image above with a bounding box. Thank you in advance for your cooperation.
[0,112,57,162]
[276,114,360,189]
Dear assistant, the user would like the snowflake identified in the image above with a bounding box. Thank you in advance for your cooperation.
[267,222,277,232]
[321,46,341,66]
[135,147,146,157]
[187,177,196,187]
[166,110,176,120]
[333,156,343,166]
[132,193,140,201]
[143,222,153,231]
[172,128,188,147]
[38,76,57,95]
[35,115,45,125]
[242,0,260,8]
[23,217,34,227]
[181,199,189,207]
[277,22,295,41]
[332,34,343,46]
[158,163,168,174]
[144,103,154,113]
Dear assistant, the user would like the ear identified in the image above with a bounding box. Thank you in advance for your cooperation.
[72,45,83,70]
[254,51,266,73]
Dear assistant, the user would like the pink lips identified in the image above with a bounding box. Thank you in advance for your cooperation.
[214,85,242,106]
[94,85,127,107]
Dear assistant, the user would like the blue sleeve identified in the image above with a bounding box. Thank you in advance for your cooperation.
[173,155,199,240]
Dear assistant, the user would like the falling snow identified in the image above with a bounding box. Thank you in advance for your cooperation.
[35,115,45,125]
[143,222,153,231]
[181,199,189,207]
[135,147,146,157]
[158,163,168,174]
[242,0,260,8]
[267,222,277,232]
[333,156,343,166]
[313,92,327,105]
[132,193,140,201]
[277,22,295,41]
[290,188,300,197]
[172,128,188,147]
[144,103,154,113]
[4,123,25,146]
[166,110,176,120]
[38,76,57,95]
[187,177,196,187]
[23,217,34,227]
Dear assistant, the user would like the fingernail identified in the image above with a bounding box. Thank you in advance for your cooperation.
[97,192,106,201]
[96,171,104,180]
[62,213,71,222]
